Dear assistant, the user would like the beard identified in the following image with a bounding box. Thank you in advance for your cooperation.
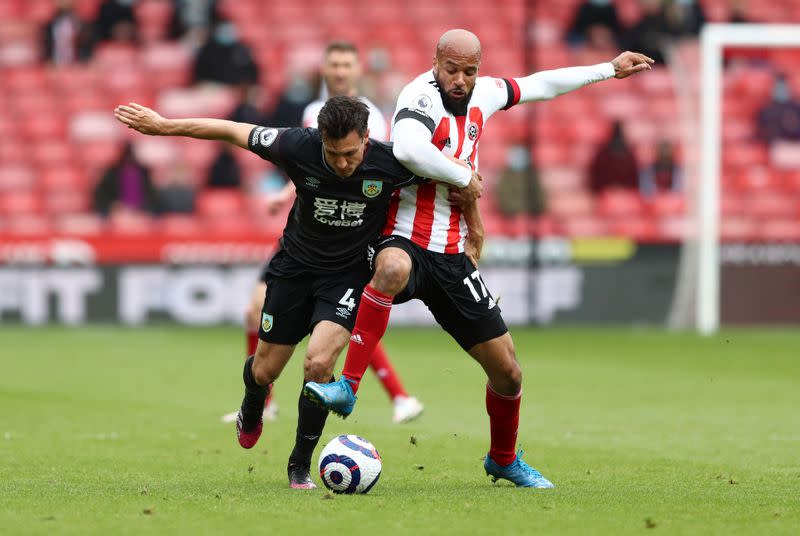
[440,90,473,116]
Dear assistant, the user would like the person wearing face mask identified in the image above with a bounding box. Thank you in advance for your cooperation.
[93,0,139,44]
[757,74,800,144]
[495,145,544,217]
[193,20,259,86]
[566,0,623,48]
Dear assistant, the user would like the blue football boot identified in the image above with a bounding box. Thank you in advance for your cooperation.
[484,450,555,489]
[303,377,357,418]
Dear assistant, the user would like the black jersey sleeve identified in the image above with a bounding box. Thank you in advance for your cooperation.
[247,126,286,164]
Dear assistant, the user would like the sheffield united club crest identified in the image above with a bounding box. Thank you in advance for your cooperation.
[362,179,383,198]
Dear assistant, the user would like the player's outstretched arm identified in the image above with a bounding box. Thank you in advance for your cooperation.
[513,51,654,103]
[114,103,256,149]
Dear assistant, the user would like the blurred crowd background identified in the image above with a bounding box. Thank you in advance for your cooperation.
[1,0,800,243]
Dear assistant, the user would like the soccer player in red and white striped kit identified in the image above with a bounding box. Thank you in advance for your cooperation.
[305,29,653,488]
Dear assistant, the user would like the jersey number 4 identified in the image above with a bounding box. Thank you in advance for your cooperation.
[339,288,356,311]
[462,270,488,302]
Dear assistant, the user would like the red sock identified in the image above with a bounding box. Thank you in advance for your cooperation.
[486,384,521,466]
[369,343,407,400]
[246,329,259,356]
[341,285,393,393]
[246,329,273,406]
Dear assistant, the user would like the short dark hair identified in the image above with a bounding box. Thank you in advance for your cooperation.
[325,40,358,56]
[317,96,369,140]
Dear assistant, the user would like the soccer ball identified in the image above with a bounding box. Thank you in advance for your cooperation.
[318,435,382,494]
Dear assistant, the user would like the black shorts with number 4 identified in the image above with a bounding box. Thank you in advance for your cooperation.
[258,250,370,345]
[371,235,508,351]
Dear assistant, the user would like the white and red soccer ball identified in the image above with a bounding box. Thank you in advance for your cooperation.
[318,435,382,494]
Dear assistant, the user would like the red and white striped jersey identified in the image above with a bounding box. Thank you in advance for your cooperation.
[384,71,520,253]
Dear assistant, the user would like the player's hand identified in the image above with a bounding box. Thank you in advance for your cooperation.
[448,171,483,206]
[114,103,169,135]
[462,171,483,202]
[465,231,484,268]
[610,51,654,78]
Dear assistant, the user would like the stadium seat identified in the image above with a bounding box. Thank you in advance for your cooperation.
[160,214,203,236]
[40,167,89,192]
[759,220,800,242]
[6,215,52,235]
[0,165,35,191]
[56,213,104,235]
[44,190,90,216]
[196,190,246,217]
[608,218,658,241]
[559,215,608,238]
[746,193,798,219]
[648,192,686,217]
[0,191,44,215]
[720,217,757,241]
[70,111,124,141]
[595,189,645,218]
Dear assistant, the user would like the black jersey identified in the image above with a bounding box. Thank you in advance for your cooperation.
[248,126,419,273]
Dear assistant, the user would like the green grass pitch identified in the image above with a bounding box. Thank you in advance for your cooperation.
[1,326,798,535]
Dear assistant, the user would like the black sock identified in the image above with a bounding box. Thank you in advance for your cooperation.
[288,376,333,468]
[240,355,270,429]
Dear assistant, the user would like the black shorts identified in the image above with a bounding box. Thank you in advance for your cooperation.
[371,235,508,351]
[258,250,371,345]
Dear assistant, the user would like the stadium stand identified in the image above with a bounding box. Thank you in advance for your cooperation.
[1,0,799,242]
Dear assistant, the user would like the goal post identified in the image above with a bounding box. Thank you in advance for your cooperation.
[697,23,800,335]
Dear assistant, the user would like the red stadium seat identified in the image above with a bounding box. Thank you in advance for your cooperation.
[70,111,124,141]
[6,215,52,235]
[758,220,800,241]
[0,165,35,191]
[559,215,608,238]
[108,210,156,234]
[40,167,89,192]
[196,190,246,217]
[746,193,798,219]
[30,141,75,169]
[595,189,645,218]
[648,192,686,217]
[56,213,104,235]
[160,214,203,236]
[608,218,658,241]
[44,190,90,215]
[0,191,44,214]
[720,217,757,241]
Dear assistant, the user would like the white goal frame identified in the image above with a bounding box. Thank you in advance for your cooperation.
[697,24,800,334]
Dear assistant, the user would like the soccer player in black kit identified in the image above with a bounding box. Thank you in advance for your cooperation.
[114,96,481,488]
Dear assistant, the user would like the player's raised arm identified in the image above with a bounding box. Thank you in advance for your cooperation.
[510,51,654,104]
[114,103,256,149]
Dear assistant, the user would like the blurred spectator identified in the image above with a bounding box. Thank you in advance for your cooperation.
[157,162,196,214]
[168,0,221,41]
[757,74,800,143]
[93,0,139,45]
[42,0,92,64]
[495,145,545,217]
[623,0,670,65]
[729,0,750,24]
[228,85,264,125]
[566,0,623,48]
[588,121,639,194]
[206,144,241,189]
[193,20,259,86]
[93,142,157,216]
[265,73,316,127]
[640,140,682,196]
[663,0,705,37]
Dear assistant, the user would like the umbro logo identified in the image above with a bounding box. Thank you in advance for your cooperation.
[305,176,320,188]
[350,334,364,345]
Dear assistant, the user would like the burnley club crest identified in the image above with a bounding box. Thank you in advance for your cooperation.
[362,179,383,198]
